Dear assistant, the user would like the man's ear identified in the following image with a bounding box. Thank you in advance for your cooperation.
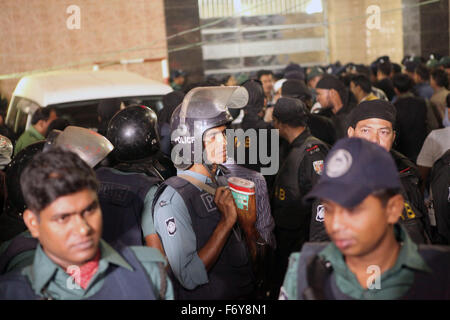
[347,126,355,137]
[386,194,404,224]
[23,209,40,238]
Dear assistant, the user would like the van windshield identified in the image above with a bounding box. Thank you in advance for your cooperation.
[9,96,164,135]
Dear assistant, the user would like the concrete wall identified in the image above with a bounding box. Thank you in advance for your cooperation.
[327,0,404,65]
[164,0,204,84]
[402,0,422,57]
[420,0,449,57]
[0,0,168,100]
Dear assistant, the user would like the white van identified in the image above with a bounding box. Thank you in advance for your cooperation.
[5,70,173,136]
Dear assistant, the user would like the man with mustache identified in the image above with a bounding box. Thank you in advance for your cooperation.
[0,148,173,300]
[279,138,450,300]
[310,100,431,244]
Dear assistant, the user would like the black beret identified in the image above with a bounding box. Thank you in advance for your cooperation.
[281,80,312,101]
[316,74,345,92]
[273,97,308,126]
[348,100,397,129]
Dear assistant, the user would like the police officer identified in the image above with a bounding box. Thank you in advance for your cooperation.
[153,86,256,300]
[96,105,175,252]
[0,135,12,215]
[0,126,114,274]
[280,137,450,300]
[270,97,329,298]
[347,100,430,243]
[315,75,357,139]
[281,79,337,146]
[0,141,46,244]
[0,148,173,300]
[310,100,431,243]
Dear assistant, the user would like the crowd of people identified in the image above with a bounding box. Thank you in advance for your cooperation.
[0,52,448,300]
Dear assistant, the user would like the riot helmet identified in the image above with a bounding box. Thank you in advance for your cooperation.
[5,141,45,215]
[170,86,248,169]
[107,104,160,162]
[0,135,13,170]
[53,126,114,168]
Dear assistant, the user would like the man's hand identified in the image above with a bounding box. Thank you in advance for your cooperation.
[198,187,238,271]
[214,186,237,228]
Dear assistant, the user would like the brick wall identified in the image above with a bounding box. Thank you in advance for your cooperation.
[0,0,168,100]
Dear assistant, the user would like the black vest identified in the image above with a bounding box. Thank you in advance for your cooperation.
[155,176,255,300]
[0,244,158,300]
[0,235,38,274]
[391,149,431,244]
[296,242,450,300]
[429,149,450,244]
[273,135,326,230]
[95,167,161,246]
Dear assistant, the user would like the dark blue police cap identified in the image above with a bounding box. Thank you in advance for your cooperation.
[304,137,401,208]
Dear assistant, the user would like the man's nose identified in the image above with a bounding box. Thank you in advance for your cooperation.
[368,132,380,145]
[73,215,92,236]
[328,207,347,233]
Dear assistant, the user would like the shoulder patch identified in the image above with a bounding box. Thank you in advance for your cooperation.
[313,160,324,175]
[155,186,178,208]
[316,204,325,222]
[165,217,177,236]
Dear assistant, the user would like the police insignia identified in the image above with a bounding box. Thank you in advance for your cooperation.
[316,204,325,222]
[313,160,324,175]
[326,149,352,178]
[307,145,320,155]
[165,217,177,236]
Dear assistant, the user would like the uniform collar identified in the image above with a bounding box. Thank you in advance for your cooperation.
[177,168,214,185]
[392,224,432,273]
[290,128,311,148]
[30,239,132,295]
[360,93,377,102]
[319,223,432,277]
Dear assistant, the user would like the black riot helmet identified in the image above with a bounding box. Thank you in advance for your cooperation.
[106,104,160,162]
[170,86,248,170]
[5,141,45,215]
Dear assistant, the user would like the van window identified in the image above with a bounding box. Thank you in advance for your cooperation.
[5,97,40,135]
[49,96,164,131]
